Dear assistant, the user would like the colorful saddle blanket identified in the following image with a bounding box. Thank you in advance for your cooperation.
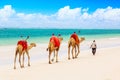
[17,40,28,51]
[50,36,60,47]
[70,33,80,44]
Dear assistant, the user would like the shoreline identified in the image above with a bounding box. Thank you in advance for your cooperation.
[0,34,120,46]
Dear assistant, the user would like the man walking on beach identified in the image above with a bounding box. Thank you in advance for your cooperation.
[90,40,97,55]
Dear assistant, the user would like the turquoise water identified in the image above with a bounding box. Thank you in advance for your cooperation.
[0,28,120,46]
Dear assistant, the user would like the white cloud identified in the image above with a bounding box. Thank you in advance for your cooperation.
[0,5,15,22]
[0,5,120,29]
[56,6,81,20]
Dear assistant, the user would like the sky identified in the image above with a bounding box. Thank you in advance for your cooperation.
[0,0,120,29]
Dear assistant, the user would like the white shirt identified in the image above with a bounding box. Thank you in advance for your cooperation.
[91,42,97,48]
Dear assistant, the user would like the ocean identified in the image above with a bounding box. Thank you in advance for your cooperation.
[0,28,120,46]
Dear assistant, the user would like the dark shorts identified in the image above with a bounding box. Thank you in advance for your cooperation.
[92,48,96,55]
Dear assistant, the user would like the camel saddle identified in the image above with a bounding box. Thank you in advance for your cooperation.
[50,36,60,47]
[17,40,28,51]
[70,33,80,44]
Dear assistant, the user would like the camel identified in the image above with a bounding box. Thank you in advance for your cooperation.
[47,36,63,64]
[68,35,85,60]
[14,40,36,69]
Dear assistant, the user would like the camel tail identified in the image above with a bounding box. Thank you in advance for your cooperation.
[46,48,49,51]
[47,41,52,51]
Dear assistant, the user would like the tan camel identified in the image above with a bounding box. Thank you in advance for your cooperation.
[68,37,85,60]
[47,36,63,64]
[14,42,36,69]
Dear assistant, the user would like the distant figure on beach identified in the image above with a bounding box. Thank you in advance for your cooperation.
[78,30,80,34]
[47,34,63,64]
[90,40,97,55]
[68,32,85,59]
[14,36,36,69]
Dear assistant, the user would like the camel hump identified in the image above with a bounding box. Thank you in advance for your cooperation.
[70,34,80,44]
[17,40,28,51]
[50,36,60,47]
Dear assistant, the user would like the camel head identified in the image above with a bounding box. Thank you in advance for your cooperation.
[58,37,63,42]
[30,43,36,47]
[28,43,36,50]
[80,37,85,43]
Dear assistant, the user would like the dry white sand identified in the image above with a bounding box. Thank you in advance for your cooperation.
[0,38,120,80]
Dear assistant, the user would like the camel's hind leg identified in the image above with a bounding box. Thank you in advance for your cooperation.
[68,48,70,60]
[68,41,71,60]
[76,44,80,58]
[51,50,55,62]
[14,50,18,69]
[56,51,58,62]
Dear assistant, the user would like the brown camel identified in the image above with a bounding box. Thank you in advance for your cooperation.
[47,36,63,64]
[68,37,85,60]
[14,42,36,69]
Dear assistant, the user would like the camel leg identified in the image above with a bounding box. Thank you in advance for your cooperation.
[49,51,52,64]
[14,50,18,69]
[19,52,22,68]
[76,44,80,58]
[26,50,30,66]
[56,48,60,62]
[21,53,25,68]
[68,41,71,60]
[75,46,77,58]
[68,46,71,60]
[52,50,55,62]
[72,46,75,59]
[56,50,58,62]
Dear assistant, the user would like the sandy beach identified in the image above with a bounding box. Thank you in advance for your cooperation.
[0,38,120,80]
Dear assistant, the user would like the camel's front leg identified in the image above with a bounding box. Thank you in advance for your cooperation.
[75,45,77,58]
[19,53,22,68]
[76,44,80,58]
[14,50,18,69]
[26,50,30,66]
[21,53,25,68]
[72,46,75,59]
[56,48,60,62]
[49,51,52,64]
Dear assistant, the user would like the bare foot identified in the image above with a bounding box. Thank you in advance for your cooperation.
[49,61,52,64]
[28,64,30,66]
[51,59,54,62]
[14,67,16,69]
